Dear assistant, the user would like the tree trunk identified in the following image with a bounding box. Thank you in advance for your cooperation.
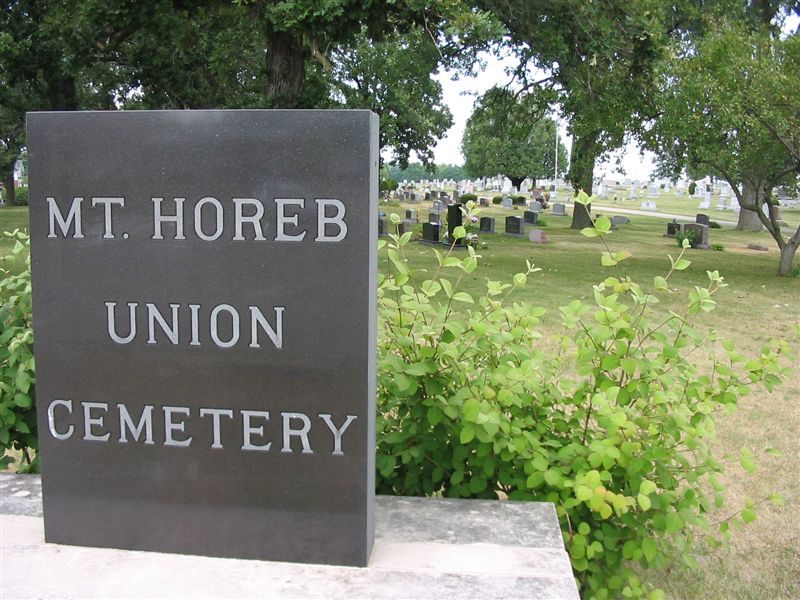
[265,31,308,108]
[736,180,763,231]
[1,166,15,205]
[509,175,525,190]
[568,132,597,229]
[778,242,798,276]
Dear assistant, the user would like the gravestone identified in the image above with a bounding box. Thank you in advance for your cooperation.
[501,196,513,209]
[378,217,388,237]
[611,215,630,226]
[27,110,378,567]
[523,210,539,225]
[478,197,489,207]
[422,222,440,243]
[696,213,710,226]
[528,229,548,244]
[683,223,709,248]
[447,203,463,246]
[666,221,682,237]
[431,199,444,212]
[552,203,567,216]
[406,209,417,222]
[504,216,524,236]
[424,192,431,201]
[528,200,542,213]
[698,199,710,210]
[640,200,657,211]
[428,211,441,224]
[479,216,495,233]
[439,191,447,199]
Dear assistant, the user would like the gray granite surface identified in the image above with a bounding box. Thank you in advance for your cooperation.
[1,474,580,599]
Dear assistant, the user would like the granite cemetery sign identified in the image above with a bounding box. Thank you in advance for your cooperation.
[27,110,378,566]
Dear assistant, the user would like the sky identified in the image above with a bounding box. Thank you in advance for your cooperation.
[430,53,657,181]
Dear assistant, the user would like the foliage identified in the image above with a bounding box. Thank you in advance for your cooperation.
[492,195,503,204]
[386,162,470,182]
[330,26,452,168]
[711,243,725,251]
[643,16,800,273]
[688,182,697,196]
[0,231,37,472]
[11,187,27,207]
[462,86,567,188]
[709,221,721,229]
[512,195,526,205]
[460,193,478,203]
[676,229,698,248]
[380,178,399,193]
[376,192,790,598]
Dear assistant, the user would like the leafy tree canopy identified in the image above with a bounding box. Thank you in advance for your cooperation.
[461,86,567,188]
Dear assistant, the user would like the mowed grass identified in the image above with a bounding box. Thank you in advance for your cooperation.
[3,203,799,597]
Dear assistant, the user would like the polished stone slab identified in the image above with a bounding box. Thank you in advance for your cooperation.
[1,474,579,599]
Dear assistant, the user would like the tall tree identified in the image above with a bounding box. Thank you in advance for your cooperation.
[480,0,674,227]
[461,87,566,188]
[644,17,800,274]
[329,26,453,168]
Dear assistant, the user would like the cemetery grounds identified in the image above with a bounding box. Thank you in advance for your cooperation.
[1,194,798,598]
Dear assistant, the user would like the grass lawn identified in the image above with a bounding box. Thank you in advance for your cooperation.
[3,202,799,598]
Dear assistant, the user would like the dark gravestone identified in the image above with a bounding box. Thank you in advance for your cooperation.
[505,216,524,236]
[422,222,440,243]
[424,192,431,201]
[428,211,441,224]
[666,221,682,237]
[378,216,388,237]
[479,216,495,233]
[523,210,539,225]
[27,110,378,567]
[479,197,489,207]
[447,203,463,246]
[439,191,447,199]
[405,208,417,221]
[696,213,710,226]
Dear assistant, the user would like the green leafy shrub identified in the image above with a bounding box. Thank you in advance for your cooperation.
[0,231,37,472]
[512,195,526,205]
[676,229,698,248]
[536,217,548,227]
[380,178,399,192]
[377,193,789,598]
[492,195,503,204]
[688,181,697,196]
[12,187,28,207]
[711,243,725,251]
[459,193,477,203]
[708,221,721,229]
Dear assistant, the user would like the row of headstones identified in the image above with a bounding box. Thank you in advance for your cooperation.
[665,213,711,248]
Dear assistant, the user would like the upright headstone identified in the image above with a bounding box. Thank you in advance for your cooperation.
[378,216,388,237]
[523,210,539,225]
[479,216,495,233]
[27,110,378,567]
[696,213,710,226]
[406,208,417,222]
[552,203,568,216]
[504,216,524,236]
[478,197,489,207]
[421,222,440,243]
[666,221,682,237]
[528,200,542,213]
[428,211,441,224]
[501,196,513,209]
[447,203,463,245]
[683,223,709,248]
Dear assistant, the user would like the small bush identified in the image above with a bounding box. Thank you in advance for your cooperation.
[12,187,28,206]
[492,195,503,205]
[0,231,37,472]
[676,229,698,248]
[536,217,548,227]
[512,195,526,205]
[377,195,791,598]
[708,221,721,229]
[711,243,725,251]
[688,181,697,196]
[460,193,477,203]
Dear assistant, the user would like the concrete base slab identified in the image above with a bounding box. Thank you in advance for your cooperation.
[1,474,579,599]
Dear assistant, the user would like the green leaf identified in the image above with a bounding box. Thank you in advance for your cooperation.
[637,493,652,511]
[596,216,611,233]
[580,227,600,238]
[642,538,657,563]
[13,393,32,409]
[453,226,466,240]
[653,276,668,291]
[601,252,618,267]
[665,512,683,534]
[427,406,443,426]
[640,480,657,495]
[389,213,402,224]
[460,425,475,444]
[741,508,757,524]
[462,398,481,421]
[674,259,691,271]
[452,292,474,304]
